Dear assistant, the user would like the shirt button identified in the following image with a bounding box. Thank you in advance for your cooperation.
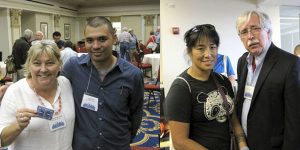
[99,132,102,135]
[97,146,100,149]
[99,102,103,105]
[100,87,103,90]
[98,117,102,121]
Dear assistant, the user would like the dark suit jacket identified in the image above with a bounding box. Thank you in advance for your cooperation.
[236,43,300,150]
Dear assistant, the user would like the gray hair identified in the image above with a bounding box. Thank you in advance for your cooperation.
[236,10,272,37]
[122,27,128,32]
[23,29,33,41]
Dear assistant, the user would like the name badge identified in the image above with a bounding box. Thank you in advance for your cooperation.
[49,114,66,132]
[81,93,98,111]
[244,85,255,99]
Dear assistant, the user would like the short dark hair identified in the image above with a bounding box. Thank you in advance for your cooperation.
[84,16,114,35]
[184,24,220,54]
[64,40,73,48]
[53,31,61,37]
[56,40,65,49]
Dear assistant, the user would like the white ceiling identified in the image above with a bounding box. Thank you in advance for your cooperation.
[22,0,300,33]
[25,0,160,10]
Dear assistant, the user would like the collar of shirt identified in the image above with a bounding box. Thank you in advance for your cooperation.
[246,41,271,68]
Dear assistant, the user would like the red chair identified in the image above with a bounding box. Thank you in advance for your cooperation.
[139,43,152,54]
[133,52,152,78]
[144,66,160,107]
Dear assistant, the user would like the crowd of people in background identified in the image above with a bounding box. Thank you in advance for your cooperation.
[8,25,161,84]
[115,26,160,62]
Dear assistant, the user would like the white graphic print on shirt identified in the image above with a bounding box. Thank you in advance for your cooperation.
[196,88,234,123]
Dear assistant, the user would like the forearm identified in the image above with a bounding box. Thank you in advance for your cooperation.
[173,138,208,150]
[228,75,236,86]
[231,112,248,148]
[1,123,23,147]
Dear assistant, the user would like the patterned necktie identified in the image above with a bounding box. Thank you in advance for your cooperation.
[252,56,256,72]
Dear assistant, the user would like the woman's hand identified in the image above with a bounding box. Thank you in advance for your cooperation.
[16,108,37,131]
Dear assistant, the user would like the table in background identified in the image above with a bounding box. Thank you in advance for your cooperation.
[142,53,160,79]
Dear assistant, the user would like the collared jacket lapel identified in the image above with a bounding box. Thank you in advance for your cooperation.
[236,52,248,118]
[250,43,277,108]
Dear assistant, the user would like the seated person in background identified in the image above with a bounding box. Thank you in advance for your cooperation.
[60,40,77,65]
[76,40,86,53]
[145,31,156,54]
[294,44,300,57]
[0,40,75,150]
[214,53,236,86]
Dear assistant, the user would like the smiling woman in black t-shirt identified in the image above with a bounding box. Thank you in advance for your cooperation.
[164,24,248,150]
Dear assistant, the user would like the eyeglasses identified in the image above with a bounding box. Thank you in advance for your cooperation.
[239,26,262,38]
[191,24,216,33]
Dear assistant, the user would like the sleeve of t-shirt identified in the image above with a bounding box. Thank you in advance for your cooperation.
[164,79,192,123]
[226,56,235,77]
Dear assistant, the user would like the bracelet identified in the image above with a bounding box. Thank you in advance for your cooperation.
[240,146,249,150]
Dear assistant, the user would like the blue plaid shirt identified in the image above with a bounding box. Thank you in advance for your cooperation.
[61,54,144,150]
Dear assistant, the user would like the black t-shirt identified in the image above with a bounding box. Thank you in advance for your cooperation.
[165,70,234,150]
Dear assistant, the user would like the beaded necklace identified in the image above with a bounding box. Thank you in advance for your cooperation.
[33,84,62,116]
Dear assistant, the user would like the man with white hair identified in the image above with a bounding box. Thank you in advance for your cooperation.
[12,29,33,81]
[34,31,44,40]
[235,10,300,149]
[31,31,44,45]
[118,27,131,61]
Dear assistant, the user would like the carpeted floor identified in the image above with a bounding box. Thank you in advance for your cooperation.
[130,91,160,148]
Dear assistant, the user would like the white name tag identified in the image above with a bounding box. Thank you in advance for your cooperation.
[49,114,66,132]
[81,93,98,111]
[244,85,255,99]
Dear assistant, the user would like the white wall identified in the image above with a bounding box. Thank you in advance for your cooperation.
[121,15,142,40]
[0,8,12,60]
[35,13,53,39]
[161,0,281,94]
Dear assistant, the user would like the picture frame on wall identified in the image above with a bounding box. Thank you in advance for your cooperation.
[64,23,71,40]
[40,22,48,39]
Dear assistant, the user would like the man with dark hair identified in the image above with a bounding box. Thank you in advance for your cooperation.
[53,31,62,43]
[12,29,33,81]
[53,31,64,49]
[61,16,144,150]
